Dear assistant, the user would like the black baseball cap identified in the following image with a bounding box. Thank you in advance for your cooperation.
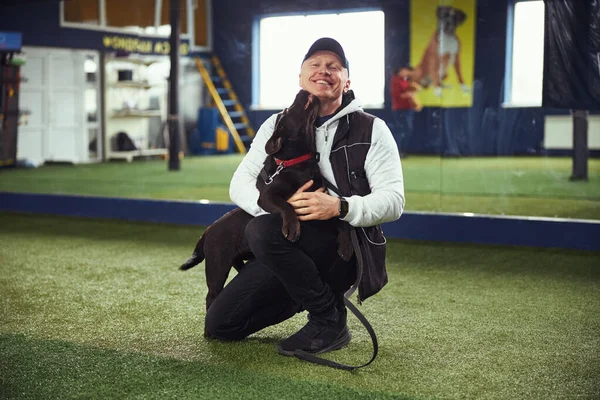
[302,37,349,74]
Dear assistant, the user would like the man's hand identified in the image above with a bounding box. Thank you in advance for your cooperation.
[288,180,340,221]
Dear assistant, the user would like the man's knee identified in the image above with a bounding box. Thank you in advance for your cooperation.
[245,214,284,253]
[204,308,247,341]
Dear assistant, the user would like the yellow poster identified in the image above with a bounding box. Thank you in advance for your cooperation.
[410,0,476,107]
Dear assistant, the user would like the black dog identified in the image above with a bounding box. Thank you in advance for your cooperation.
[180,90,353,327]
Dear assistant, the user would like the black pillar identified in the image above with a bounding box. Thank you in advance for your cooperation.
[168,0,181,171]
[570,109,588,181]
[99,52,107,162]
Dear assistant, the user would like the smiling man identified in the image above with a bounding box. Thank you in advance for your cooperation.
[299,38,351,116]
[205,37,405,368]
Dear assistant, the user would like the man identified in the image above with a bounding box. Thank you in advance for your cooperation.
[205,38,405,358]
[390,66,421,156]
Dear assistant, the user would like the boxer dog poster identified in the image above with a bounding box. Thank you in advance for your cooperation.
[410,0,476,107]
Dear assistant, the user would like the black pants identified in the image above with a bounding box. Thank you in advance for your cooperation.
[205,214,356,340]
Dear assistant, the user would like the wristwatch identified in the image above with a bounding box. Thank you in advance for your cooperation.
[338,197,349,219]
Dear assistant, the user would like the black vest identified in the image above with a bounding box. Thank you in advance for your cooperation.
[329,111,388,302]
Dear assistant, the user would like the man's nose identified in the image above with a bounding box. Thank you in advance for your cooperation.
[317,66,330,75]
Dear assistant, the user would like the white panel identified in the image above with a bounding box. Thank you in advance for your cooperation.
[49,56,78,88]
[47,127,77,162]
[18,50,46,164]
[85,88,98,114]
[544,115,600,150]
[19,90,44,126]
[20,56,45,87]
[51,93,78,126]
[17,127,44,165]
[47,50,85,163]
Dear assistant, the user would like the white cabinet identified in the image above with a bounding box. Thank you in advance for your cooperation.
[103,55,169,162]
[18,47,97,165]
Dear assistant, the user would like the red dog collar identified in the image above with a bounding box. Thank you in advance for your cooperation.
[274,153,313,168]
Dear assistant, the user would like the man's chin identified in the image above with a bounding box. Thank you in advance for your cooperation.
[311,87,336,98]
[305,85,324,92]
[301,86,340,102]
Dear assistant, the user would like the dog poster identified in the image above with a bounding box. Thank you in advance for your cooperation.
[410,0,476,107]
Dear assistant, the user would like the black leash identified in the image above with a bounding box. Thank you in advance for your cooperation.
[293,178,379,371]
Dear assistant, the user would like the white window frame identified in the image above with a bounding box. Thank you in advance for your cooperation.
[503,0,545,108]
[253,9,385,110]
[59,0,212,52]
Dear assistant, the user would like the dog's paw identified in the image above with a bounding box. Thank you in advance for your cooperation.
[283,229,301,242]
[282,220,301,243]
[434,86,443,97]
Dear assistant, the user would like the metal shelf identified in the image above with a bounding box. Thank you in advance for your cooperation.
[104,54,167,163]
[105,56,160,67]
[112,109,162,118]
[110,81,153,89]
[107,148,168,162]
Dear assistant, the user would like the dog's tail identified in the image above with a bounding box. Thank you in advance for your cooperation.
[180,234,206,270]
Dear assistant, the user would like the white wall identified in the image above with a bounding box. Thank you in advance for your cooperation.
[544,115,600,150]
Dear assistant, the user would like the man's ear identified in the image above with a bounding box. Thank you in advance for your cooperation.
[344,78,351,94]
[265,135,283,155]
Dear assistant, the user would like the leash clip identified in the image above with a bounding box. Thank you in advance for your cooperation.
[265,163,284,185]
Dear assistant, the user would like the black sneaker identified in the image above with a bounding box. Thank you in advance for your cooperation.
[277,313,351,356]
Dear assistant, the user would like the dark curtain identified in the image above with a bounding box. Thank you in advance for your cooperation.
[542,0,600,110]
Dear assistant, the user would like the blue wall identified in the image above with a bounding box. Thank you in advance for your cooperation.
[2,192,599,251]
[0,0,579,156]
[0,2,102,50]
[212,0,571,156]
[0,1,193,56]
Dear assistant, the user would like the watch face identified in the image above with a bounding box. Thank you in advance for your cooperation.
[340,198,349,217]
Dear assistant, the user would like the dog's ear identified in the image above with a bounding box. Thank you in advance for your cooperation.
[305,100,320,153]
[265,134,283,155]
[455,9,467,25]
[305,120,316,154]
[307,100,320,128]
[265,111,287,155]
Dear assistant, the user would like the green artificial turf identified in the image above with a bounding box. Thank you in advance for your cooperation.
[0,155,599,219]
[1,212,599,399]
